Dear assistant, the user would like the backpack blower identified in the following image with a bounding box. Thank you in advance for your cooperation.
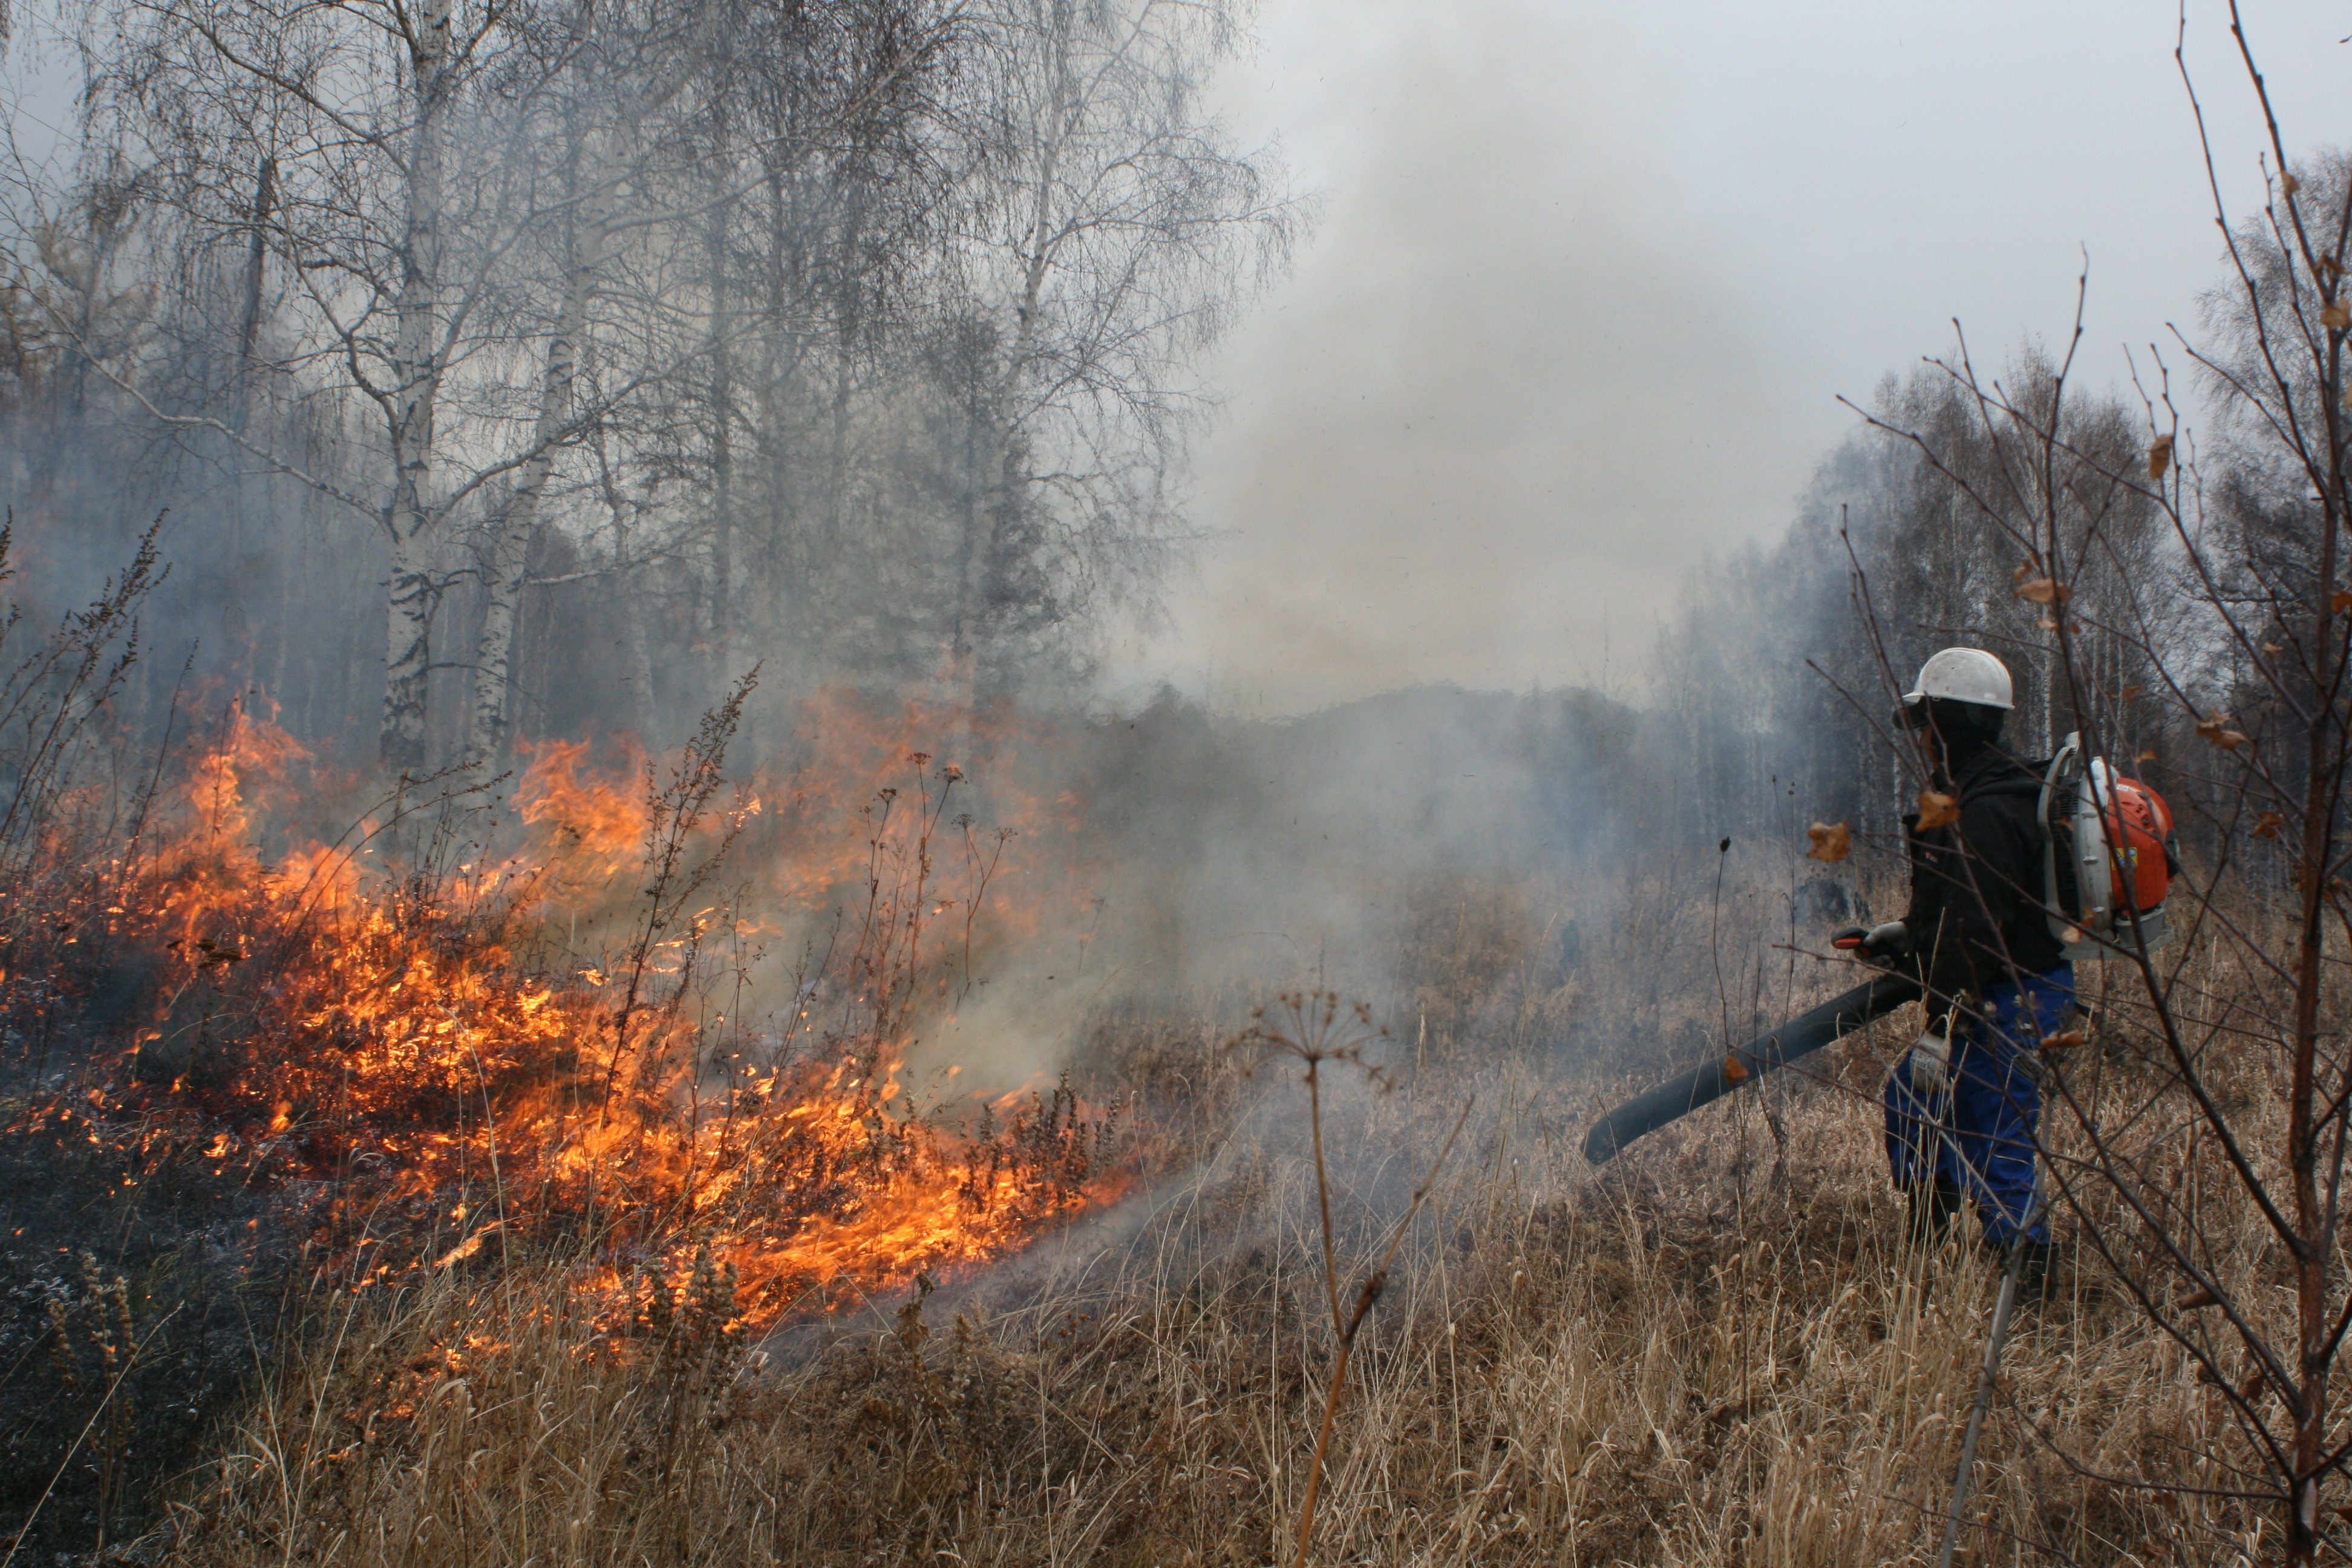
[1581,734,2178,1166]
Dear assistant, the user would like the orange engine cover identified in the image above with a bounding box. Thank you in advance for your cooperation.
[2104,776,2175,913]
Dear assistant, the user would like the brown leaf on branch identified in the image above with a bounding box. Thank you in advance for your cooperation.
[2255,811,2285,840]
[2323,299,2351,332]
[2195,714,2248,750]
[2016,577,2070,605]
[2149,433,2173,480]
[2118,684,2142,702]
[2320,253,2346,277]
[2180,1287,2220,1310]
[1805,821,1851,863]
[1916,791,1960,831]
[2040,1028,2086,1051]
[1720,1054,1749,1085]
[2331,589,2352,614]
[2283,171,2302,195]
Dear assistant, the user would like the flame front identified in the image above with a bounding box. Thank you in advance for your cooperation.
[18,696,1132,1328]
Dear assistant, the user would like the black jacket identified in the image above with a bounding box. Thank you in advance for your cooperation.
[1901,742,2066,1008]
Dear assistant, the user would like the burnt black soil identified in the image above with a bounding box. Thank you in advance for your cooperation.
[1,1034,300,1564]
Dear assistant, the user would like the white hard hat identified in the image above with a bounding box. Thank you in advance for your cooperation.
[1904,647,2014,710]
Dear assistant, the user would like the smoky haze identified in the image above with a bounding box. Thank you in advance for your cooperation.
[1154,3,1785,712]
[1115,0,2352,713]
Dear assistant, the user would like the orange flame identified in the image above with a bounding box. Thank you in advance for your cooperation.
[15,694,1132,1327]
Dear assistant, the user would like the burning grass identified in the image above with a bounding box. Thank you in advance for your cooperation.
[1,667,1148,1558]
[8,691,1131,1319]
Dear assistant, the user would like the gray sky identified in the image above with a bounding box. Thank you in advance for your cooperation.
[1103,0,2352,713]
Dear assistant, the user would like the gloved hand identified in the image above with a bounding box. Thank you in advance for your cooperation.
[1906,1027,1952,1094]
[1831,920,1910,956]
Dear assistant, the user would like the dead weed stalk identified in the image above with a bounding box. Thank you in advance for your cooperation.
[1229,990,1472,1567]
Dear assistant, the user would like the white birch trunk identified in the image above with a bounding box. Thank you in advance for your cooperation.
[706,191,736,696]
[379,0,455,769]
[465,133,612,763]
[465,11,715,761]
[622,567,656,738]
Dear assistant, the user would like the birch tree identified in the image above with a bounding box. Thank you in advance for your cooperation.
[84,0,641,767]
[946,0,1298,697]
[35,0,1301,750]
[463,1,725,763]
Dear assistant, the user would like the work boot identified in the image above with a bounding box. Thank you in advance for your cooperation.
[1905,1178,1964,1246]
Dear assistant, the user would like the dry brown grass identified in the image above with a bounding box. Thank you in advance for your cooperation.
[153,968,2315,1568]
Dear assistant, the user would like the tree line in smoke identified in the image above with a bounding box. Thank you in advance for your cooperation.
[0,0,1298,766]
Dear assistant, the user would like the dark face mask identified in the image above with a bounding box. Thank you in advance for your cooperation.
[1895,696,2003,754]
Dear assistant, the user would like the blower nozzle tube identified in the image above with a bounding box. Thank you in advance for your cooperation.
[1581,972,1921,1165]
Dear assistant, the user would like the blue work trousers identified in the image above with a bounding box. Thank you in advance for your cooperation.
[1883,965,2073,1246]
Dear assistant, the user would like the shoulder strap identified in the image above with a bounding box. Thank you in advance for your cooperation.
[2036,738,2090,943]
[1958,758,2045,803]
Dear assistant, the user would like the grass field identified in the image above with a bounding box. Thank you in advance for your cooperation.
[151,986,2278,1568]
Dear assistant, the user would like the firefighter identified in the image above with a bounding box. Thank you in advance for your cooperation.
[1834,648,2071,1291]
